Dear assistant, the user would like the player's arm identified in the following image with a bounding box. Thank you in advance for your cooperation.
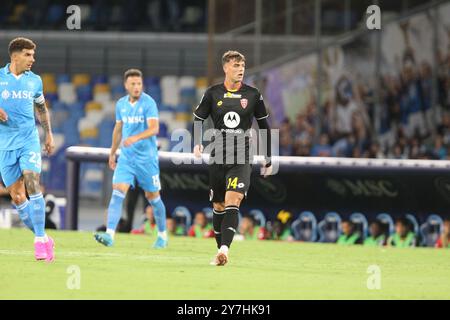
[192,90,212,158]
[254,91,272,177]
[123,118,159,147]
[34,100,55,156]
[109,121,123,168]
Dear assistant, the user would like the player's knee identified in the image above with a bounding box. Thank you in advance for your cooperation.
[225,193,243,207]
[145,191,160,201]
[11,192,26,205]
[213,202,225,211]
[112,184,128,195]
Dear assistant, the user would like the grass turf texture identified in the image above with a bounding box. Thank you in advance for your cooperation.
[0,228,449,299]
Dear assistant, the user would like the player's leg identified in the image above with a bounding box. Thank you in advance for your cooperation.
[95,157,132,246]
[209,163,226,250]
[138,160,167,248]
[216,164,251,266]
[145,190,168,248]
[0,149,35,232]
[7,177,34,232]
[20,141,55,262]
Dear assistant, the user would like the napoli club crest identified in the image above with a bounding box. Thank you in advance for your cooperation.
[240,98,248,109]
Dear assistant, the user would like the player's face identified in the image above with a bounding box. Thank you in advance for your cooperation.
[224,59,245,83]
[12,49,35,73]
[125,76,143,99]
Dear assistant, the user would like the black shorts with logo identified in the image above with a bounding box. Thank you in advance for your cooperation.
[208,163,252,202]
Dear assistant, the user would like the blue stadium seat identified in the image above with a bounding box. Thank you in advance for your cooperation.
[63,118,80,146]
[157,122,168,138]
[51,101,66,112]
[92,75,108,85]
[318,212,342,243]
[76,85,93,103]
[405,214,419,235]
[98,120,115,147]
[45,4,64,24]
[350,212,369,239]
[376,213,395,236]
[172,206,192,235]
[144,76,160,88]
[57,74,71,84]
[248,209,266,227]
[420,214,444,247]
[45,93,58,104]
[291,211,318,242]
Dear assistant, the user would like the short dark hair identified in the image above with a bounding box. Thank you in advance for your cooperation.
[222,50,245,66]
[8,37,36,56]
[123,68,143,81]
[396,217,409,227]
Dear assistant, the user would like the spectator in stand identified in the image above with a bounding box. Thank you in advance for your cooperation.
[279,118,294,156]
[364,221,386,246]
[435,218,450,249]
[237,216,267,240]
[131,205,156,236]
[432,135,447,160]
[311,133,333,157]
[333,76,359,139]
[387,217,417,247]
[337,220,362,245]
[166,217,185,236]
[271,210,294,241]
[188,211,214,238]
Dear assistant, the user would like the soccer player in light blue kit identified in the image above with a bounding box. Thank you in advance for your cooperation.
[0,37,55,261]
[94,69,168,248]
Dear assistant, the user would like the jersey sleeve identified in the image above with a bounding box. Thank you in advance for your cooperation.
[146,97,159,120]
[115,101,122,122]
[254,90,269,120]
[33,76,45,105]
[193,88,212,121]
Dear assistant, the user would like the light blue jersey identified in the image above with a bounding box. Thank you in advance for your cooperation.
[113,92,161,192]
[116,92,159,162]
[0,64,44,187]
[0,63,44,151]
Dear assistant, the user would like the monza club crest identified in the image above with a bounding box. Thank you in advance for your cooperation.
[240,98,248,109]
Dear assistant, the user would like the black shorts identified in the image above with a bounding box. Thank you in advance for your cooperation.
[208,163,252,203]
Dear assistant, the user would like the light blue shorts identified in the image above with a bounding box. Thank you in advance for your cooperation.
[112,156,161,192]
[0,139,41,188]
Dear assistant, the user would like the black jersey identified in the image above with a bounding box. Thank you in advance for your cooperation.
[193,83,269,164]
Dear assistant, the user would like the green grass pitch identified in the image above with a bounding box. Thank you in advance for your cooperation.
[0,228,449,299]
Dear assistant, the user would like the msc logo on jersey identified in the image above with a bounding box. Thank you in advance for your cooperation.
[240,98,248,109]
[1,89,33,100]
[1,89,10,100]
[224,111,240,128]
[123,116,145,124]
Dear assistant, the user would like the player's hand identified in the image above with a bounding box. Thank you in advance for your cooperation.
[0,108,8,122]
[193,144,203,158]
[44,134,55,156]
[109,153,117,170]
[123,136,139,147]
[260,161,273,178]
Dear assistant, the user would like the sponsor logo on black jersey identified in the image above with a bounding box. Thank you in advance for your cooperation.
[223,111,240,128]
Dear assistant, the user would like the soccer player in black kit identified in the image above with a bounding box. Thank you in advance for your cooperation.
[193,51,272,266]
